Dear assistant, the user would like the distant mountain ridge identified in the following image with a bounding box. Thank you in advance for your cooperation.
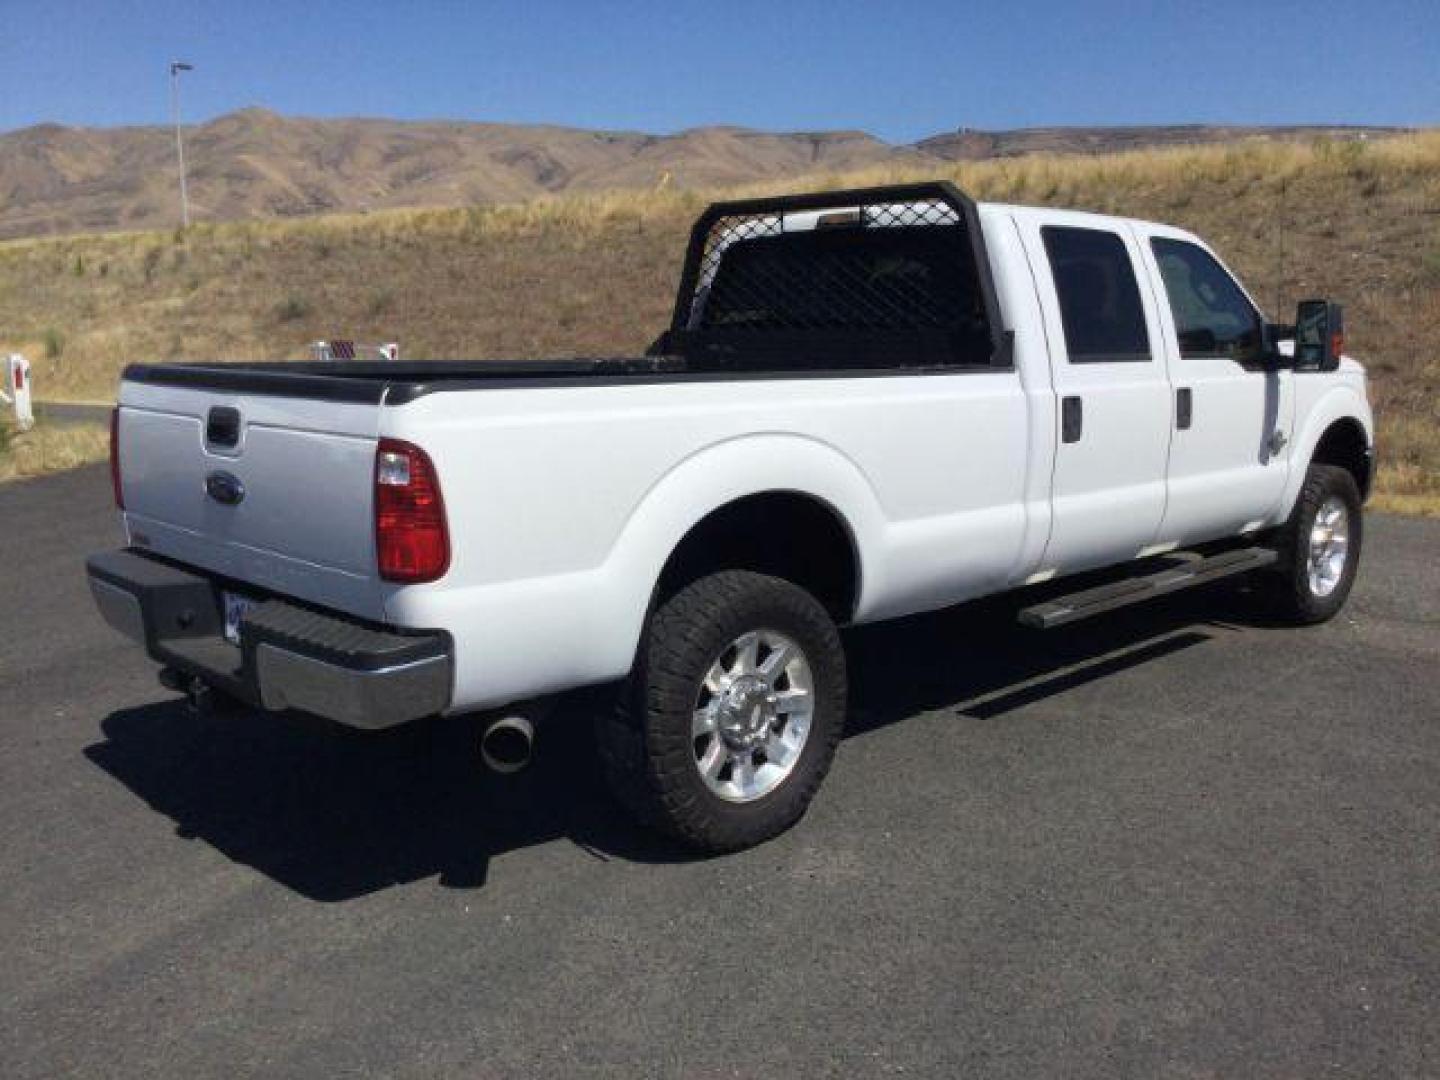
[0,108,1408,240]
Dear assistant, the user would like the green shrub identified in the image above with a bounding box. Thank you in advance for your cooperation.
[1422,248,1440,285]
[366,288,395,316]
[275,295,311,322]
[43,327,65,359]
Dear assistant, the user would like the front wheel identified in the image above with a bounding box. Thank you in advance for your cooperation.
[597,570,847,853]
[1266,463,1363,624]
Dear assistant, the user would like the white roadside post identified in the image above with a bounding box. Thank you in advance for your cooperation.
[3,355,34,432]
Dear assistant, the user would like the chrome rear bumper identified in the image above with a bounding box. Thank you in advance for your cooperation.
[87,549,452,729]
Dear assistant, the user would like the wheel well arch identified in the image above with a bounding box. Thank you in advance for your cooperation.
[653,491,861,622]
[1310,418,1372,500]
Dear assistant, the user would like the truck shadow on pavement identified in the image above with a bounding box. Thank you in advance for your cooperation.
[85,580,1271,902]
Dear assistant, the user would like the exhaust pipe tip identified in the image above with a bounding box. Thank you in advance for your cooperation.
[480,714,535,774]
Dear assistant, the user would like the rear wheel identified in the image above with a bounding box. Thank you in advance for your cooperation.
[1266,463,1363,624]
[597,570,847,853]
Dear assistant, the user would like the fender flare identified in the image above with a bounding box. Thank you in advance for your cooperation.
[1278,385,1374,519]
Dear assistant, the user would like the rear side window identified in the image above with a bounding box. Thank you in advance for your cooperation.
[1042,226,1151,363]
[1151,238,1263,362]
[702,226,975,333]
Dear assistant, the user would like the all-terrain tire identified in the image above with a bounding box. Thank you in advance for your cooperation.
[1265,463,1363,625]
[597,570,847,853]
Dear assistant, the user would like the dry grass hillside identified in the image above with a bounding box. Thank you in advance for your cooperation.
[0,418,109,483]
[0,109,1403,240]
[0,134,1436,509]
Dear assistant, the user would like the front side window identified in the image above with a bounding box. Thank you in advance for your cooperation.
[1042,226,1151,363]
[1151,238,1263,362]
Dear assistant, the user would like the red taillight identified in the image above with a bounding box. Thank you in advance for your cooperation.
[13,365,22,390]
[109,406,124,510]
[374,438,449,583]
[1331,330,1345,360]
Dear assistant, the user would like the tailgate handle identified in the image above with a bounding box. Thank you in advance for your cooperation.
[206,406,241,449]
[205,471,246,506]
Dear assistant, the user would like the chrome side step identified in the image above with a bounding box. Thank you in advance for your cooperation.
[1018,547,1278,630]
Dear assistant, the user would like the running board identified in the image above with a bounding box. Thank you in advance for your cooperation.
[1018,547,1278,630]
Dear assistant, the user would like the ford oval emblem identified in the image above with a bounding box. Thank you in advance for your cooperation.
[205,470,245,506]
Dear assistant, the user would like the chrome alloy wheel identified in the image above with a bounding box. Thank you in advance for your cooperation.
[1307,495,1351,598]
[691,629,814,803]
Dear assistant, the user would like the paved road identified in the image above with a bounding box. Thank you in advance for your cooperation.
[2,465,1436,1078]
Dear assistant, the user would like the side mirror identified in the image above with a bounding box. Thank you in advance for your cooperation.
[1294,299,1344,372]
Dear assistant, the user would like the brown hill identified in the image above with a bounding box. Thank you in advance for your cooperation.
[0,109,1407,240]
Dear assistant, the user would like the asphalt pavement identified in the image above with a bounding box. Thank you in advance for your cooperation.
[2,465,1436,1078]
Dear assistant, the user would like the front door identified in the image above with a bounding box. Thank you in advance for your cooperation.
[1019,214,1174,574]
[1135,228,1295,545]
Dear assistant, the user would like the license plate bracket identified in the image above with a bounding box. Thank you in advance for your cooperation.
[222,591,257,645]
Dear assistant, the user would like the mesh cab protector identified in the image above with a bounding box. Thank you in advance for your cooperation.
[659,182,1005,372]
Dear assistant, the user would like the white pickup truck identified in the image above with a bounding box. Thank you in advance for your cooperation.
[89,182,1374,852]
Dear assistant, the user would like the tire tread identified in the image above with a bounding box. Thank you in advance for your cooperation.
[1266,463,1363,624]
[597,570,846,852]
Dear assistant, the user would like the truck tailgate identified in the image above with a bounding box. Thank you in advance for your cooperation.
[116,380,384,620]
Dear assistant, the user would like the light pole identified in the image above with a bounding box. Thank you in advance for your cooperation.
[169,61,194,228]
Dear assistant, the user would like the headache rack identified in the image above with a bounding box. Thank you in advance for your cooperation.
[656,181,1006,371]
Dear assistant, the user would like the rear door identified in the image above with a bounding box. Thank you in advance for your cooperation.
[116,379,385,619]
[1135,227,1295,544]
[1017,212,1173,574]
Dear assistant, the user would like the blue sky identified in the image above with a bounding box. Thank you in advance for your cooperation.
[2,0,1437,139]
